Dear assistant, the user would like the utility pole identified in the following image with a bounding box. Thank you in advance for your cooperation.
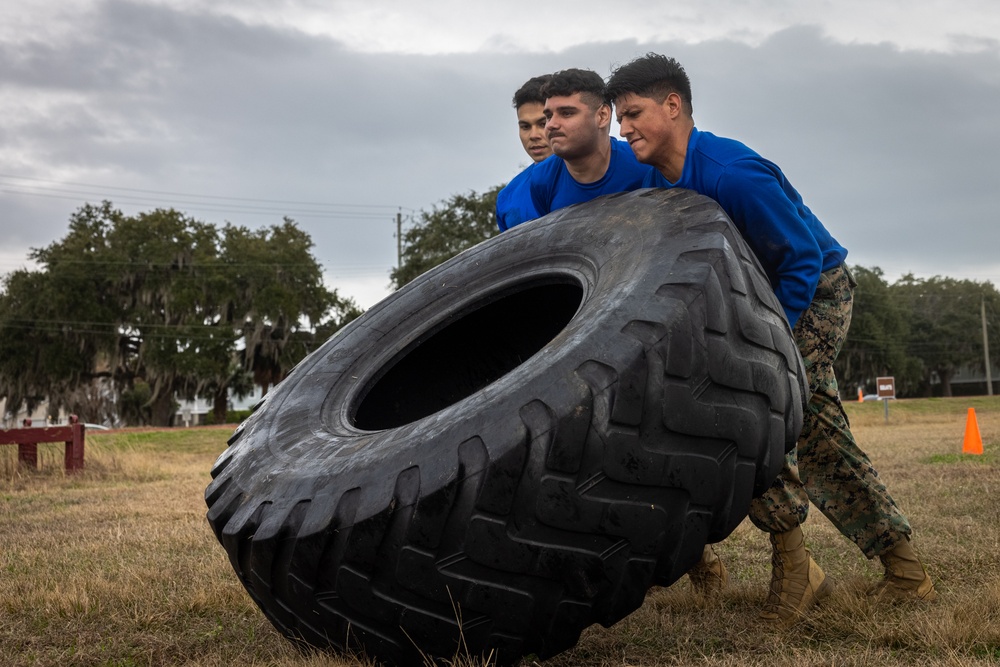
[396,210,402,270]
[983,295,993,396]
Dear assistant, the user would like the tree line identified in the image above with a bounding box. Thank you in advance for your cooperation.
[0,202,361,426]
[392,188,1000,399]
[2,192,996,427]
[838,267,998,397]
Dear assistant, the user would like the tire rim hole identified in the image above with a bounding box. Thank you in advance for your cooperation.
[352,281,583,430]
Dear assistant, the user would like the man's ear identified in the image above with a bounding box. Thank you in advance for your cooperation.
[596,102,612,130]
[663,92,684,119]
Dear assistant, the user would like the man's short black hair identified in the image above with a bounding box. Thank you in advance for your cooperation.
[512,74,552,108]
[540,68,607,110]
[605,53,693,115]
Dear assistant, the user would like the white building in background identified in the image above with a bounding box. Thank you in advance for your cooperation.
[174,386,265,426]
[1,385,266,429]
[929,362,1000,397]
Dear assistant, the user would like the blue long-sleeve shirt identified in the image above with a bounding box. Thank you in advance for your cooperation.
[645,128,847,327]
[495,162,540,232]
[528,137,653,217]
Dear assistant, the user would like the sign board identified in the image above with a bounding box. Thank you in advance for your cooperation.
[876,376,896,399]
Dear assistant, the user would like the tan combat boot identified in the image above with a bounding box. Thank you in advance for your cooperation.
[687,544,728,596]
[869,538,937,602]
[759,527,833,627]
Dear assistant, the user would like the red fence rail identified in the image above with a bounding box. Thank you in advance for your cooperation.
[0,415,86,472]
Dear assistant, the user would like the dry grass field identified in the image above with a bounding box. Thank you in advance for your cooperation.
[2,396,998,667]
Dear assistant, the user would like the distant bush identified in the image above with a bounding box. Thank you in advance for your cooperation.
[203,409,253,426]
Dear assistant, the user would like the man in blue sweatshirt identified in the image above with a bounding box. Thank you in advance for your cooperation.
[605,53,935,625]
[495,74,553,232]
[528,68,652,219]
[500,66,727,597]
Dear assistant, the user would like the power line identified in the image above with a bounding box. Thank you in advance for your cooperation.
[0,173,406,211]
[0,173,424,238]
[1,187,400,221]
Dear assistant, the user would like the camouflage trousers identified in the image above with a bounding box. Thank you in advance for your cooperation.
[747,264,911,558]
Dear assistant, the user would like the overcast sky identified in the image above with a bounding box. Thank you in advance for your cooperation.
[2,1,999,309]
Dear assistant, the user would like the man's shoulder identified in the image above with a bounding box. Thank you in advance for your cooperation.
[608,136,655,182]
[498,164,538,209]
[609,136,640,162]
[691,129,762,168]
[497,163,542,231]
[498,162,536,197]
[690,130,789,195]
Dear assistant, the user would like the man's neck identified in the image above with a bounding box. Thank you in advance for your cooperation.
[657,123,694,183]
[565,137,613,184]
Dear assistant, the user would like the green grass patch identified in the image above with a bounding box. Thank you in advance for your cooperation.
[86,426,233,455]
[844,394,1000,418]
[923,451,997,464]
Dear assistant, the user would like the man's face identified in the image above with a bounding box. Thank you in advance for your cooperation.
[517,102,551,163]
[614,92,675,168]
[543,92,608,161]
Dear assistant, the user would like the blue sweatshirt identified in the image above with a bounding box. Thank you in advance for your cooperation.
[495,162,540,232]
[644,128,847,327]
[527,137,653,218]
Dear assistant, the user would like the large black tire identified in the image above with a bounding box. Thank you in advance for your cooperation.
[205,188,806,667]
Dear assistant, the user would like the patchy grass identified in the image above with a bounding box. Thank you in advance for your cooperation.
[843,394,999,423]
[2,397,999,666]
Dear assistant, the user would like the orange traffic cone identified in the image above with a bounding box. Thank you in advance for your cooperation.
[963,408,984,455]
[857,388,864,403]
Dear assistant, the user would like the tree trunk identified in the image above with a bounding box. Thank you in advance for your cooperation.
[213,390,229,423]
[149,390,176,426]
[938,367,954,397]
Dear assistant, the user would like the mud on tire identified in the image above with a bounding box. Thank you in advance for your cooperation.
[205,188,807,666]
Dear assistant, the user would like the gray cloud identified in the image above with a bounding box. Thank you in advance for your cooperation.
[1,3,998,307]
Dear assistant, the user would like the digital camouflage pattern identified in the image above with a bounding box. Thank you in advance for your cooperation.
[748,264,911,558]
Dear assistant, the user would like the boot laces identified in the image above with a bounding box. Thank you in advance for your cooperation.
[763,548,785,613]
